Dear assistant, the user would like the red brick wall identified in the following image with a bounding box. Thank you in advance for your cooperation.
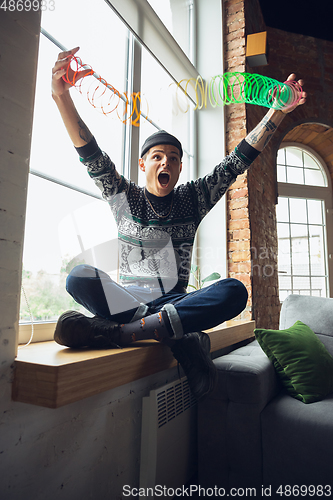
[224,0,333,328]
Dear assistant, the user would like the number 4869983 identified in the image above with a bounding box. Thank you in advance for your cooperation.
[0,0,55,11]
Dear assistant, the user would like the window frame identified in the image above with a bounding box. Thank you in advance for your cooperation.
[19,0,227,345]
[277,142,333,299]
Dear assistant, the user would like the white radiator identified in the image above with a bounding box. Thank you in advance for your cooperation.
[139,377,197,497]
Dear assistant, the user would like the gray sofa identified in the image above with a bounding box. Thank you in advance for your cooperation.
[198,294,333,494]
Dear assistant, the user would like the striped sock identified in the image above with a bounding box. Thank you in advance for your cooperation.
[119,310,174,344]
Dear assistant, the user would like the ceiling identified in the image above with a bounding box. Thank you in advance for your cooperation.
[259,0,333,43]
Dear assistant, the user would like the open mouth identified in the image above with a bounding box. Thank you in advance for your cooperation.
[158,172,170,187]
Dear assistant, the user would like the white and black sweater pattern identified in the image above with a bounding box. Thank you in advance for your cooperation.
[79,139,257,291]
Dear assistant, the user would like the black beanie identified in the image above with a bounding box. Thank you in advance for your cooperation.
[140,130,183,159]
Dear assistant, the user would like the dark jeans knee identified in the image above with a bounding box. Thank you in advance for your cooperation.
[228,278,248,305]
[66,264,97,296]
[218,278,248,319]
[66,265,82,296]
[66,270,76,296]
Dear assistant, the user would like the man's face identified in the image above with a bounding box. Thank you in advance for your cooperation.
[139,144,182,197]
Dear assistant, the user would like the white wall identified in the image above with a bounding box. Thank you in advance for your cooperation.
[0,10,181,500]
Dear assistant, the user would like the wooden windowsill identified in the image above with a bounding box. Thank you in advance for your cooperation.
[12,320,255,409]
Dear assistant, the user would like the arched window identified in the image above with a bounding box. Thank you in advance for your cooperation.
[276,143,333,301]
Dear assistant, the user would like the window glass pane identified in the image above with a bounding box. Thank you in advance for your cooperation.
[277,223,291,274]
[309,225,326,275]
[42,0,128,94]
[293,276,310,294]
[277,222,290,238]
[304,167,325,187]
[276,197,289,222]
[279,275,291,289]
[140,45,192,155]
[30,36,99,196]
[21,175,117,322]
[277,148,285,165]
[278,249,291,275]
[290,222,308,239]
[277,164,286,183]
[140,46,175,131]
[289,198,307,223]
[146,0,173,31]
[286,147,303,167]
[307,199,323,224]
[38,1,129,182]
[279,289,292,302]
[311,277,327,297]
[31,33,126,192]
[291,257,309,277]
[303,152,320,169]
[147,0,192,60]
[286,166,304,184]
[291,224,309,275]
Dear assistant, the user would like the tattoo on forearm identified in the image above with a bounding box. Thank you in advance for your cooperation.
[263,133,274,148]
[78,119,92,144]
[247,117,277,148]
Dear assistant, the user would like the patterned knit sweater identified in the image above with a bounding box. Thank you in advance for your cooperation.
[76,138,259,292]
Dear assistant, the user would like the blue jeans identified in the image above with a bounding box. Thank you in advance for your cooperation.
[66,265,248,337]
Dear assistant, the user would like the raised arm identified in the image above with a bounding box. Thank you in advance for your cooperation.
[52,47,93,148]
[245,73,306,152]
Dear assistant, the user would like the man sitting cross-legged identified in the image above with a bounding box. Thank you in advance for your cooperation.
[51,47,306,399]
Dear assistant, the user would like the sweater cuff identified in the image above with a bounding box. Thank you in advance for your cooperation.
[235,139,261,167]
[75,137,102,161]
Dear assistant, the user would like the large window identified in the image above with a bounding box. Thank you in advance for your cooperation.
[20,0,226,344]
[19,0,198,339]
[276,144,333,302]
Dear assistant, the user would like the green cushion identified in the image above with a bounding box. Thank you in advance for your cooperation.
[254,321,333,403]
